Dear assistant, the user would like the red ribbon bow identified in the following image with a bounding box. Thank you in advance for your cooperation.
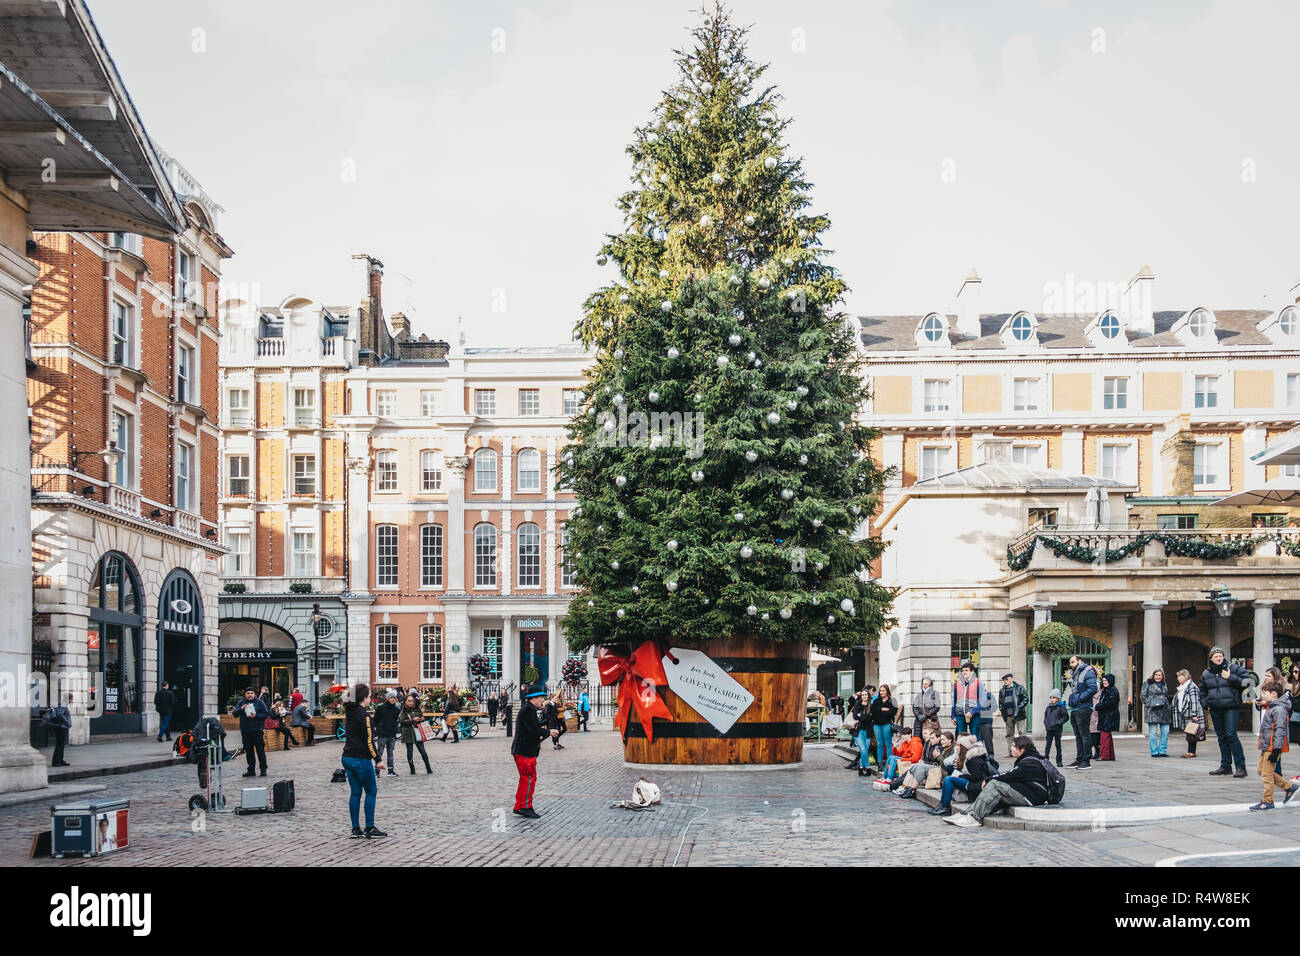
[597,642,673,742]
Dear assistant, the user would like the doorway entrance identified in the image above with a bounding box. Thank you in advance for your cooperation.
[163,634,200,730]
[520,630,548,685]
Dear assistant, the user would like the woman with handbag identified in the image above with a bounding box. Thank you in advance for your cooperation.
[399,695,433,774]
[869,684,900,778]
[850,689,873,776]
[1140,669,1172,757]
[1174,668,1205,757]
[440,684,462,743]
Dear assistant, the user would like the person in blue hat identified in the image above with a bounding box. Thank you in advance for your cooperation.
[511,683,557,819]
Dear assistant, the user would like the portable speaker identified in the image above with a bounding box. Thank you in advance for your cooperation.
[271,779,294,813]
[234,787,268,815]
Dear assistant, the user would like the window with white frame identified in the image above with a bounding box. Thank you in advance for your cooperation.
[420,625,442,682]
[176,442,194,511]
[1099,312,1121,340]
[177,249,197,301]
[474,448,498,492]
[920,445,953,480]
[517,448,541,492]
[293,388,316,426]
[111,300,132,366]
[1283,464,1300,478]
[1009,313,1034,341]
[376,450,398,492]
[177,345,194,404]
[474,389,496,416]
[376,524,398,587]
[560,526,577,587]
[227,388,250,425]
[1187,308,1213,338]
[420,390,438,417]
[474,523,497,586]
[420,451,442,492]
[1194,375,1218,409]
[517,522,541,587]
[292,455,316,496]
[420,524,443,587]
[922,379,952,413]
[1286,374,1299,408]
[1103,377,1128,410]
[482,628,502,676]
[518,388,541,416]
[1012,377,1040,412]
[227,455,250,496]
[112,411,132,486]
[1099,443,1132,482]
[562,389,583,416]
[1011,444,1042,468]
[225,529,250,575]
[1194,442,1225,488]
[376,625,398,681]
[292,530,317,576]
[920,314,946,343]
[375,389,397,417]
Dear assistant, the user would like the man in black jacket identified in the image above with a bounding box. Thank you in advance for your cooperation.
[946,736,1050,827]
[500,689,513,738]
[487,691,499,727]
[511,684,556,819]
[1201,646,1249,778]
[372,691,401,774]
[232,687,270,777]
[154,681,176,742]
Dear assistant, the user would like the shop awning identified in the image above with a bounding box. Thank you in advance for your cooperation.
[1212,477,1300,507]
[1250,427,1300,468]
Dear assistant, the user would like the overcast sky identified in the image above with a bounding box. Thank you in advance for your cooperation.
[90,0,1299,345]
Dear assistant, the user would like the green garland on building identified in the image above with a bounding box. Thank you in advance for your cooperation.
[1007,531,1292,570]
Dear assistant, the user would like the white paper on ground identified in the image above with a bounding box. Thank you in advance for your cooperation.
[662,646,755,734]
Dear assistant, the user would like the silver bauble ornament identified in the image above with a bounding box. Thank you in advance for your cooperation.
[747,351,756,361]
[648,390,660,403]
[716,355,729,368]
[758,276,771,289]
[781,488,794,500]
[603,419,615,432]
[787,400,798,411]
[596,255,607,266]
[615,475,627,487]
[588,600,595,607]
[610,560,620,570]
[840,598,854,613]
[734,512,745,522]
[812,518,822,528]
[728,333,742,346]
[711,172,723,184]
[799,454,808,465]
[612,393,624,405]
[747,605,758,617]
[659,269,670,279]
[766,411,780,425]
[666,580,678,592]
[780,607,792,620]
[613,348,624,359]
[729,274,742,286]
[660,300,672,312]
[701,81,713,94]
[744,214,755,225]
[666,346,680,359]
[616,608,626,619]
[761,613,770,621]
[783,257,793,266]
[666,539,678,551]
[764,156,777,169]
[647,132,659,144]
[745,450,758,463]
[851,504,861,515]
[699,214,711,227]
[618,293,629,304]
[827,614,836,624]
[739,545,753,559]
[632,586,640,594]
[762,130,772,141]
[797,385,809,396]
[691,470,704,483]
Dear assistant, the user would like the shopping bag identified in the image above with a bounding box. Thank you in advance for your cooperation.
[416,721,435,742]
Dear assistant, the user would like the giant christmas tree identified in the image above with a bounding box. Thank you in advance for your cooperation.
[558,5,894,764]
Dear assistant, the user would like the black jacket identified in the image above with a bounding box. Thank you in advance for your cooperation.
[868,697,898,727]
[995,752,1052,805]
[1043,700,1069,732]
[231,695,270,733]
[1096,683,1121,733]
[1200,661,1248,710]
[487,696,499,717]
[154,688,175,715]
[511,702,547,758]
[372,701,400,737]
[998,682,1028,720]
[341,703,377,760]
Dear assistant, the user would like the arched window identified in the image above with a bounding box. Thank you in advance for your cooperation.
[420,624,443,682]
[420,450,443,492]
[517,448,541,492]
[1188,308,1213,338]
[1279,306,1298,337]
[517,522,541,587]
[1099,311,1121,340]
[87,552,144,732]
[474,448,498,493]
[375,524,398,587]
[375,624,398,681]
[1009,313,1034,341]
[474,523,497,587]
[920,313,945,343]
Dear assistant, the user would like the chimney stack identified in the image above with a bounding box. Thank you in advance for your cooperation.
[391,312,410,339]
[1121,265,1154,335]
[955,268,982,339]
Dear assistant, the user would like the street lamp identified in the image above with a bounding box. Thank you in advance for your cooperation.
[1203,586,1237,618]
[70,441,124,492]
[310,602,323,715]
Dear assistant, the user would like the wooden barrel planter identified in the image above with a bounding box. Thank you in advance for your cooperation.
[621,635,808,766]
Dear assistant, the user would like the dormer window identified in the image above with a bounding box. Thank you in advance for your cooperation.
[1009,313,1033,341]
[1187,308,1213,338]
[915,313,949,348]
[1255,305,1298,344]
[1174,307,1217,347]
[1281,307,1298,337]
[1099,312,1121,340]
[1085,310,1127,349]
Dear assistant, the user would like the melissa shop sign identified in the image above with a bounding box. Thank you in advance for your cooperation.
[516,619,544,629]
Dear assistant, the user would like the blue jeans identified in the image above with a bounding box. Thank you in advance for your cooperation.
[882,755,901,779]
[1210,707,1246,771]
[873,724,893,772]
[856,729,873,765]
[939,774,973,807]
[158,713,171,739]
[1147,723,1170,755]
[955,713,981,740]
[341,755,377,829]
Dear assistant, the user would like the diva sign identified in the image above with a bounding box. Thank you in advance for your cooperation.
[663,647,755,734]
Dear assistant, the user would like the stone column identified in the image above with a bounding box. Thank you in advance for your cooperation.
[1253,600,1278,732]
[502,615,517,690]
[443,602,470,687]
[1142,601,1167,680]
[1008,610,1028,729]
[548,615,560,690]
[1111,613,1131,730]
[1029,603,1055,742]
[445,456,469,591]
[344,449,371,593]
[0,245,46,792]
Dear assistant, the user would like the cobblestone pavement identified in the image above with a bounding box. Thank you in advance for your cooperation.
[3,730,1298,866]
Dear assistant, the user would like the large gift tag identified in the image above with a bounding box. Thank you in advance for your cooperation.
[662,647,756,734]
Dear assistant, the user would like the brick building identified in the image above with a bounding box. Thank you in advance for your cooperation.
[27,148,231,742]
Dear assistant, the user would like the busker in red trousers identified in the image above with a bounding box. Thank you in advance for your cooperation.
[511,683,557,819]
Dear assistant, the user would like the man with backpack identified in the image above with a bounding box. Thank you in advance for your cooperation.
[998,673,1028,757]
[945,735,1063,828]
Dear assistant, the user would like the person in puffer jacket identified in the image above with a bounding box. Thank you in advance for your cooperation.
[1200,646,1248,777]
[1250,682,1296,810]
